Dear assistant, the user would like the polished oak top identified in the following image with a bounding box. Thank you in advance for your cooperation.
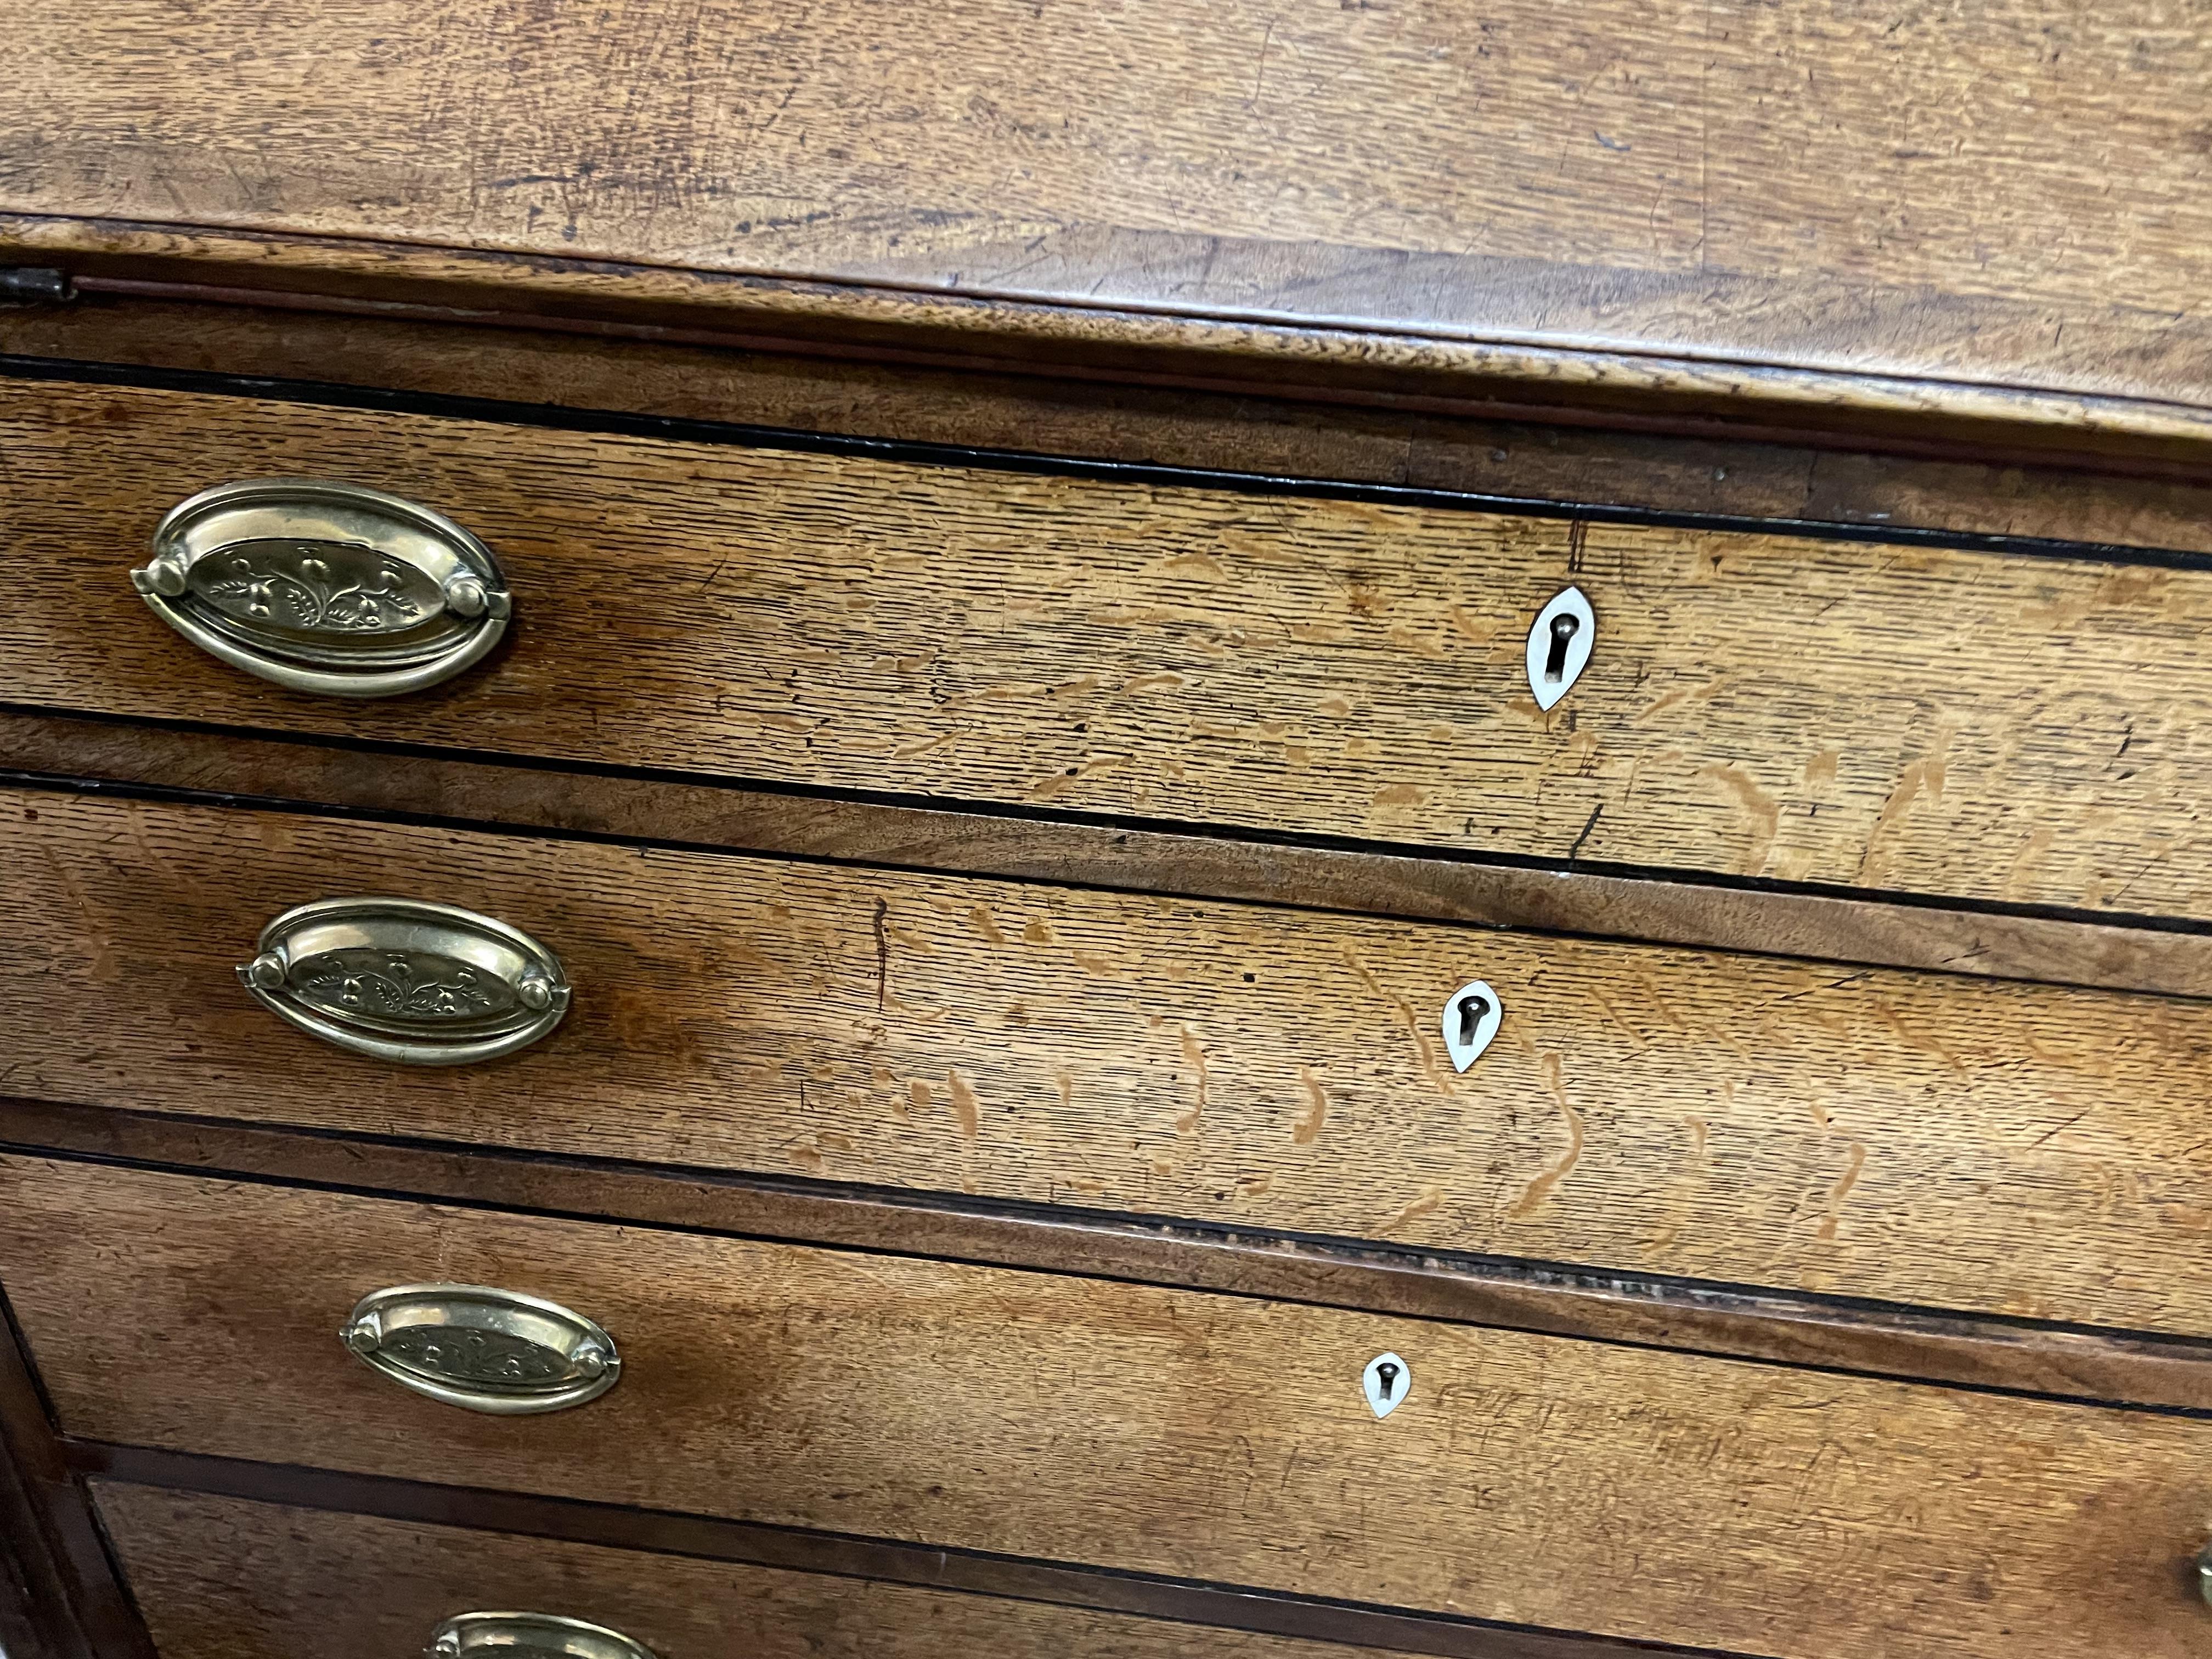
[7,1,2209,445]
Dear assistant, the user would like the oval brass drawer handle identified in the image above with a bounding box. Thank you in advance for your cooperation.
[345,1284,620,1414]
[430,1612,656,1659]
[130,478,511,698]
[237,897,569,1066]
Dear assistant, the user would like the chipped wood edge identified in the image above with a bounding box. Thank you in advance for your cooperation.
[9,215,2212,472]
[4,708,2210,1001]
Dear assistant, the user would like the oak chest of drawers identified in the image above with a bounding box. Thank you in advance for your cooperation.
[9,5,2212,1657]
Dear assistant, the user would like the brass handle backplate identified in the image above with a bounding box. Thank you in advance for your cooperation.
[429,1611,657,1659]
[345,1284,620,1415]
[237,896,569,1066]
[131,477,511,697]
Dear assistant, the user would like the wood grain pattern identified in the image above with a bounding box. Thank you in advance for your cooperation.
[16,292,2212,544]
[92,1483,1633,1659]
[77,1452,1703,1659]
[8,1160,2211,1659]
[10,378,2212,917]
[11,790,2212,1333]
[15,1097,2212,1412]
[18,708,2212,1001]
[8,2,2212,425]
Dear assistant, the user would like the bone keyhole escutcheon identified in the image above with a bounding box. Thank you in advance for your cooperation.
[1526,585,1595,711]
[1363,1352,1411,1419]
[1442,979,1503,1072]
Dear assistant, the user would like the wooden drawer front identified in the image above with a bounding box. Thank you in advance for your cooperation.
[8,376,2212,919]
[95,1485,1395,1659]
[12,791,2212,1333]
[10,1160,2212,1659]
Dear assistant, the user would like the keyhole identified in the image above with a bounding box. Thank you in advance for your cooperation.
[1456,993,1491,1046]
[1375,1361,1400,1401]
[1543,612,1579,681]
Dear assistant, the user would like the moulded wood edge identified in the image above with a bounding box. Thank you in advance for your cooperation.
[71,1447,1762,1659]
[8,214,2212,473]
[6,708,2212,1002]
[7,1097,2211,1413]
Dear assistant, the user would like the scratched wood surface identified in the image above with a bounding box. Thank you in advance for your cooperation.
[9,1161,2210,1659]
[7,0,2212,421]
[94,1486,1423,1659]
[11,791,2212,1335]
[10,380,2212,917]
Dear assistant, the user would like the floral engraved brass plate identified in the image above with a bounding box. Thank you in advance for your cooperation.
[381,1323,571,1386]
[294,947,516,1023]
[342,1284,620,1415]
[238,898,569,1066]
[131,478,511,698]
[192,537,441,633]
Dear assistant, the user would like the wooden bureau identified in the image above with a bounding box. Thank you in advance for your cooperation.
[7,5,2212,1657]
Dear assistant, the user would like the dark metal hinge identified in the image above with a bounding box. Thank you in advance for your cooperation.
[0,267,77,306]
